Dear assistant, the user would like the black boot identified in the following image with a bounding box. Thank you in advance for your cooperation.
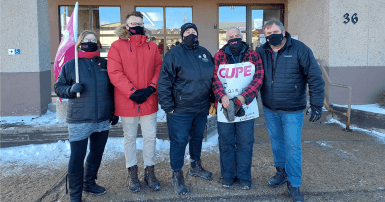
[287,181,305,202]
[189,159,213,180]
[67,170,83,202]
[172,170,188,195]
[268,166,288,188]
[83,162,106,195]
[144,165,160,190]
[127,165,141,192]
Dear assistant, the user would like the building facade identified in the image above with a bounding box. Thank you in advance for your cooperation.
[1,0,384,116]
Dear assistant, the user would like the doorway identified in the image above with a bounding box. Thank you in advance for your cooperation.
[218,4,284,50]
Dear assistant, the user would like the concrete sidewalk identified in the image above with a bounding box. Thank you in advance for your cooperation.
[1,120,385,202]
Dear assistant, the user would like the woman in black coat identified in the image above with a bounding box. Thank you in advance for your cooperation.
[54,30,118,202]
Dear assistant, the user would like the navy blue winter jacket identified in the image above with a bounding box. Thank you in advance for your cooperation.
[256,32,325,111]
[54,57,114,123]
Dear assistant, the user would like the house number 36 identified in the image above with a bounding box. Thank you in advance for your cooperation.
[343,13,358,24]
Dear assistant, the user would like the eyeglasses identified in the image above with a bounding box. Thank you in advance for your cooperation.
[83,38,97,43]
[127,22,144,27]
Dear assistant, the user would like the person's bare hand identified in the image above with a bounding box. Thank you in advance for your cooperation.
[236,95,246,105]
[221,95,231,108]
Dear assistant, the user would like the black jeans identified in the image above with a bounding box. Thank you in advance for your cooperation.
[68,130,109,174]
[166,109,208,171]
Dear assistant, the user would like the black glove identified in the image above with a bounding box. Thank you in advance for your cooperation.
[129,89,147,104]
[70,83,83,95]
[142,86,156,99]
[110,115,119,125]
[306,105,322,122]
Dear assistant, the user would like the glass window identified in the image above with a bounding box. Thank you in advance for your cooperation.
[166,7,192,52]
[136,7,164,56]
[59,6,121,57]
[250,5,283,49]
[218,6,246,50]
[136,7,192,57]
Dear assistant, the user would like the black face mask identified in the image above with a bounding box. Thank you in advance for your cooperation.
[266,33,284,46]
[183,34,198,45]
[128,26,145,35]
[80,42,98,52]
[228,38,243,56]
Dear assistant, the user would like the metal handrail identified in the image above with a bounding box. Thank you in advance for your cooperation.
[317,59,352,132]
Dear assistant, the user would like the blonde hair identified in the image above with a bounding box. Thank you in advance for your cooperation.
[76,30,102,50]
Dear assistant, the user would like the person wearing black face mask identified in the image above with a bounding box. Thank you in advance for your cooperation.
[256,20,325,202]
[212,27,264,190]
[55,30,117,202]
[157,22,215,195]
[107,11,162,193]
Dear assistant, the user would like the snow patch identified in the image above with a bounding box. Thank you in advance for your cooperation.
[332,103,385,115]
[327,118,385,140]
[0,108,66,128]
[0,134,219,175]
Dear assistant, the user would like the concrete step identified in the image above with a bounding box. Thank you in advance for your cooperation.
[330,104,385,133]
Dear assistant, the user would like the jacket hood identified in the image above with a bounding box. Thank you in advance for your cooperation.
[114,24,151,42]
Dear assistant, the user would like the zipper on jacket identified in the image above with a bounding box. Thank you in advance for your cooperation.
[91,60,98,122]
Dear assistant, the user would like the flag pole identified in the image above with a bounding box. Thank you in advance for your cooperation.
[74,2,80,98]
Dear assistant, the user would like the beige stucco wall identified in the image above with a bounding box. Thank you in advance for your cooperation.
[1,0,51,73]
[287,0,329,63]
[329,0,385,67]
[1,0,51,116]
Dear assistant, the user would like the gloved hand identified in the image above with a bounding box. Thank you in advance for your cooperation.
[306,105,323,122]
[142,86,156,99]
[70,83,83,95]
[129,89,147,104]
[110,115,119,125]
[209,103,216,116]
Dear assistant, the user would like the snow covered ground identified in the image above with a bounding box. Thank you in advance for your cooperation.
[1,103,384,175]
[0,135,219,176]
[332,103,385,115]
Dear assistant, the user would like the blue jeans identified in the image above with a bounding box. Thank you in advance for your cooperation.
[167,109,208,171]
[263,106,304,187]
[218,119,255,181]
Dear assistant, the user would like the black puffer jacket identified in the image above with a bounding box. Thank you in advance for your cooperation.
[256,32,325,111]
[54,57,114,123]
[157,41,215,113]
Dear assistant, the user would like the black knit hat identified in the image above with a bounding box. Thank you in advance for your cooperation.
[180,23,198,38]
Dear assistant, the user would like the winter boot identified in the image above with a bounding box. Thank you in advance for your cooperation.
[287,181,305,202]
[222,178,235,188]
[83,162,106,195]
[144,165,160,190]
[268,166,288,188]
[127,165,141,192]
[189,159,213,180]
[239,179,252,190]
[67,170,84,202]
[172,170,188,195]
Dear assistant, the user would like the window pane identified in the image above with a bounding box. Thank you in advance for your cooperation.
[136,7,164,56]
[59,6,90,37]
[165,7,192,54]
[252,10,263,49]
[251,8,282,49]
[93,7,121,57]
[218,6,246,50]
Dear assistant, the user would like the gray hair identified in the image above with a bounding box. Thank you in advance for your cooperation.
[262,20,284,34]
[226,27,242,41]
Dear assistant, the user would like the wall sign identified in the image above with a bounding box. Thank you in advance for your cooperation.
[343,13,358,24]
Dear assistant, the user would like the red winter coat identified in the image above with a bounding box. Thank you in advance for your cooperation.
[107,25,162,117]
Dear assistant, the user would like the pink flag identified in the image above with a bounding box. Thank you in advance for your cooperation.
[54,3,78,101]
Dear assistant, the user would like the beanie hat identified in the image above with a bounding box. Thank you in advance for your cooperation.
[180,23,198,38]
